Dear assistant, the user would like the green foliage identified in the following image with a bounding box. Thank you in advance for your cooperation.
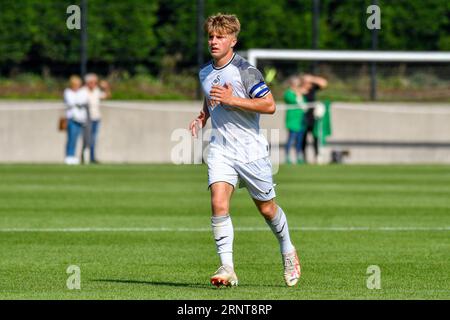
[87,0,158,64]
[0,1,35,63]
[0,0,448,74]
[0,0,158,68]
[378,0,449,50]
[155,0,198,67]
[31,0,81,63]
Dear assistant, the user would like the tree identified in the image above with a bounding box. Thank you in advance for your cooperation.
[0,0,35,65]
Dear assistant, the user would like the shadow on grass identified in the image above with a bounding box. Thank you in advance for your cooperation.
[91,279,286,289]
[91,279,209,289]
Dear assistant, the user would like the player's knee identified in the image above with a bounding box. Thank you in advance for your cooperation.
[257,200,277,219]
[211,196,229,215]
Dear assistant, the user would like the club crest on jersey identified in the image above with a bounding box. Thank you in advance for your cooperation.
[212,75,221,86]
[208,75,222,110]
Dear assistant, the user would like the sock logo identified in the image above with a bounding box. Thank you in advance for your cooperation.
[215,236,228,242]
[277,222,286,234]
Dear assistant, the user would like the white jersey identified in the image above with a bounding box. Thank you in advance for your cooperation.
[199,53,271,163]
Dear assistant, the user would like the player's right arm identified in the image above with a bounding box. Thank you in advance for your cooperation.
[189,98,210,138]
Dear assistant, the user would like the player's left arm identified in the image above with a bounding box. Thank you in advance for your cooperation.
[209,83,276,114]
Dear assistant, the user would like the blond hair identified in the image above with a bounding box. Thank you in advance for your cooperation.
[69,75,82,88]
[204,13,241,38]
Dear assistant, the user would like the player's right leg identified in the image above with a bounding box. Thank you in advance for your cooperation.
[209,182,238,287]
[207,155,239,287]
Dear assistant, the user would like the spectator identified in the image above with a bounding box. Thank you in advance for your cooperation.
[300,74,328,164]
[63,75,88,165]
[284,76,307,164]
[84,73,111,164]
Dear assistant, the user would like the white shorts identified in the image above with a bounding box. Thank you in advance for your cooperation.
[207,153,276,201]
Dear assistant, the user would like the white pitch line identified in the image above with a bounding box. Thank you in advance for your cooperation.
[0,226,448,233]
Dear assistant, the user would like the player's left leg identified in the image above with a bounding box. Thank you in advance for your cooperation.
[236,157,301,286]
[253,198,301,287]
[253,199,294,252]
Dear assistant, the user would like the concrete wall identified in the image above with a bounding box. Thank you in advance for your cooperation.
[1,100,449,164]
[326,103,450,163]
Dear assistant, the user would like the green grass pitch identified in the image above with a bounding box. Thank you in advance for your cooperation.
[0,164,449,299]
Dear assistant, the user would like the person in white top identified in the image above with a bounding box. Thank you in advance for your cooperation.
[63,75,88,165]
[189,13,301,288]
[84,73,111,163]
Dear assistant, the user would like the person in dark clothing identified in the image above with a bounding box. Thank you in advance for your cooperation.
[299,74,328,163]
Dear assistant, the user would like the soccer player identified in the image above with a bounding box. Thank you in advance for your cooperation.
[189,13,301,287]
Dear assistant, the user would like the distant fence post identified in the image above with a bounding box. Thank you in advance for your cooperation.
[312,0,320,74]
[196,0,205,100]
[370,0,379,101]
[80,0,88,79]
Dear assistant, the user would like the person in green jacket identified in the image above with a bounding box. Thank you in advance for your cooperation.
[284,76,306,164]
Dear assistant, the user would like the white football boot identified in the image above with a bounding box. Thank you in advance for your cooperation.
[282,249,301,287]
[210,265,238,288]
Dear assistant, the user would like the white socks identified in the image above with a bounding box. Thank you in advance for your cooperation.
[211,215,234,268]
[211,208,294,268]
[265,206,295,254]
